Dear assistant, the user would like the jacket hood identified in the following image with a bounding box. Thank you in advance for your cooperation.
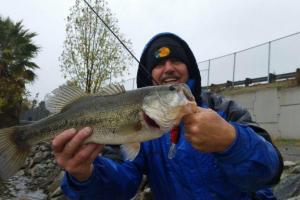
[136,32,202,103]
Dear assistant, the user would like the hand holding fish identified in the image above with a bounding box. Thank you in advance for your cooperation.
[52,127,103,181]
[183,107,236,153]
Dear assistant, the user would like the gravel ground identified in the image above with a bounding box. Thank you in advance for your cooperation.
[277,144,300,162]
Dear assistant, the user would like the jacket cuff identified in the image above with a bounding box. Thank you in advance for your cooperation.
[65,168,97,191]
[64,157,108,191]
[214,122,261,163]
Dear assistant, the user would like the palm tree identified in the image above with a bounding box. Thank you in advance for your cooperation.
[0,16,40,127]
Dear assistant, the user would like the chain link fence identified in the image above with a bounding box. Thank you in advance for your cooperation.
[198,31,300,87]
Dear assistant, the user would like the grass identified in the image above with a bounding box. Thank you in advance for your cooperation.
[215,79,299,96]
[273,138,300,146]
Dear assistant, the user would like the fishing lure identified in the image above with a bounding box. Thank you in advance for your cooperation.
[168,126,180,159]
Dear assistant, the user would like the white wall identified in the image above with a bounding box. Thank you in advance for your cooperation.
[225,86,300,139]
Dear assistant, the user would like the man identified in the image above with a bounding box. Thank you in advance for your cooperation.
[53,32,283,199]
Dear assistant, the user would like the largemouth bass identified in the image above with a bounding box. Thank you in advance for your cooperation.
[0,83,196,180]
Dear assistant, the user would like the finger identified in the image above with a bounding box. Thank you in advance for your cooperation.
[52,128,77,153]
[190,139,208,152]
[181,102,199,114]
[182,112,199,125]
[182,113,193,123]
[89,144,104,162]
[185,122,201,133]
[63,127,93,158]
[185,134,201,146]
[184,125,199,142]
[71,143,102,166]
[195,106,209,113]
[187,133,205,146]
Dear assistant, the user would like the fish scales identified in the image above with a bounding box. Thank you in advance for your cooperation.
[23,103,141,145]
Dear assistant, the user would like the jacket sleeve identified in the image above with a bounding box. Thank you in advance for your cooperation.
[60,147,145,200]
[203,92,283,191]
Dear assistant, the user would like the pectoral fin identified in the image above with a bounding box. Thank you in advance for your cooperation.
[121,143,141,161]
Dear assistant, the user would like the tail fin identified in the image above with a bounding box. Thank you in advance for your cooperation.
[0,127,31,180]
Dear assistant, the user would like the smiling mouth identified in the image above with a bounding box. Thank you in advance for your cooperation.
[162,78,179,84]
[143,112,160,129]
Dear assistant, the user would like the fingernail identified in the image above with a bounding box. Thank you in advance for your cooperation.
[52,139,57,147]
[83,127,92,135]
[70,128,77,134]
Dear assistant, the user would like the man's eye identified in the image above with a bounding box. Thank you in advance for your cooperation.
[170,59,182,65]
[154,62,164,68]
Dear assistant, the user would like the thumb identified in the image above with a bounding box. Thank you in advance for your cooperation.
[195,106,208,113]
[178,102,199,124]
[181,102,199,114]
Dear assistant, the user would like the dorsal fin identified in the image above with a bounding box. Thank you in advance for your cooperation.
[45,85,86,113]
[96,83,126,96]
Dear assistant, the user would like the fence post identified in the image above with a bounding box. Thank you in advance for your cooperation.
[296,68,300,85]
[232,53,236,86]
[207,60,210,87]
[267,41,272,82]
[132,78,135,89]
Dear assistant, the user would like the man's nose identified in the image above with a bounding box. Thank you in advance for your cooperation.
[163,60,175,72]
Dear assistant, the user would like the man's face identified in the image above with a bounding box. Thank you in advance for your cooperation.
[151,58,189,85]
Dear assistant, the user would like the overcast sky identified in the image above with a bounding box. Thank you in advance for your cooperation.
[1,0,300,100]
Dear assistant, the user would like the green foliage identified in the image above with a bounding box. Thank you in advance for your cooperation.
[60,0,133,93]
[0,16,39,127]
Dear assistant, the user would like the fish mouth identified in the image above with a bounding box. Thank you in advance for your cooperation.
[143,112,160,129]
[181,85,195,102]
[168,84,195,102]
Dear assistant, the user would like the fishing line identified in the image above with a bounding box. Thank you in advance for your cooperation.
[83,1,181,161]
[83,0,159,86]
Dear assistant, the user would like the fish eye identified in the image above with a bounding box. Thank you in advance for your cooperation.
[169,85,176,91]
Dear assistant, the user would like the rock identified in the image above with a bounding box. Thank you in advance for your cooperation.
[143,187,153,200]
[50,195,69,200]
[42,151,51,159]
[31,163,49,177]
[49,187,64,198]
[32,177,52,189]
[47,172,65,194]
[25,157,34,168]
[274,173,300,200]
[33,152,45,164]
[47,162,56,169]
[284,161,297,169]
[291,165,300,174]
[15,170,25,177]
[32,145,39,152]
[39,144,50,152]
[287,195,300,200]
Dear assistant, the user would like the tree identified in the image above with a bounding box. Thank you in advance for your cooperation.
[60,0,133,93]
[0,16,39,127]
